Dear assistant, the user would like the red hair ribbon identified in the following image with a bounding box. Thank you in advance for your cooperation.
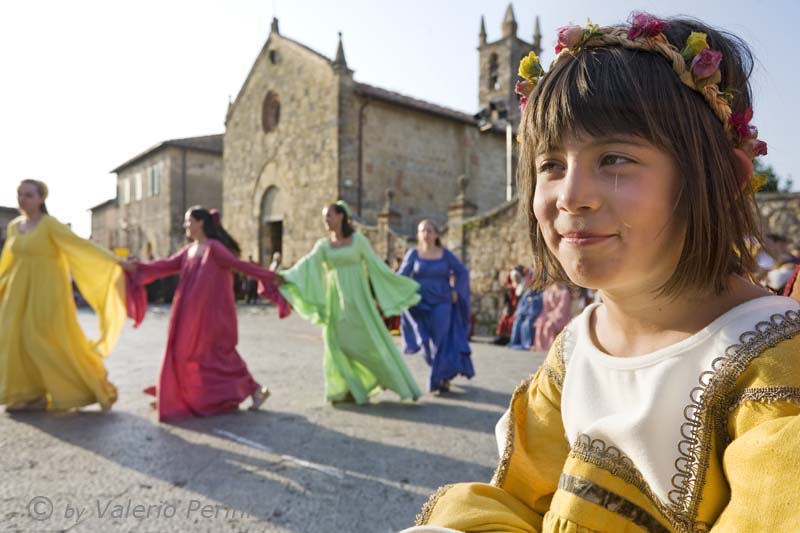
[209,208,221,225]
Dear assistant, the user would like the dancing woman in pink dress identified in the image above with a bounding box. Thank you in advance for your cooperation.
[128,206,289,422]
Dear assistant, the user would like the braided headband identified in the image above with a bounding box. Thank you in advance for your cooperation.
[515,13,768,193]
[335,200,352,218]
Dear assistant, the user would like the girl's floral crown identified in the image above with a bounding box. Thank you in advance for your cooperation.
[515,13,768,194]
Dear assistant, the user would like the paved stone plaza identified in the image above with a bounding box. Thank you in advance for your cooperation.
[0,305,544,532]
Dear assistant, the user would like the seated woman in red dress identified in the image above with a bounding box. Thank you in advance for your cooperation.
[128,206,289,422]
[493,267,525,345]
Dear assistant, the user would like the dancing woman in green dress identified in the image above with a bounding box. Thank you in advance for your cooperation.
[279,201,422,404]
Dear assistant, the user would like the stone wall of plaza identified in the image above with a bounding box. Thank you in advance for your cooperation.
[756,192,800,246]
[338,90,509,236]
[445,196,533,335]
[223,33,340,266]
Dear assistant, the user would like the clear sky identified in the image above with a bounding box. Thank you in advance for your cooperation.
[1,0,797,237]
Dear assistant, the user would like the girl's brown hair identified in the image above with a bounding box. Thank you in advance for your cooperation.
[519,17,760,296]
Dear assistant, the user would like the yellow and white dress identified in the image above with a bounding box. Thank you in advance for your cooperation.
[0,215,126,410]
[408,296,800,532]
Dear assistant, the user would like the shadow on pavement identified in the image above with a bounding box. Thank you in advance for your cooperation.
[452,384,514,409]
[11,408,492,532]
[332,398,503,434]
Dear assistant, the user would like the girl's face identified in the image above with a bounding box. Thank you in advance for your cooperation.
[533,133,685,294]
[417,221,438,247]
[183,211,204,240]
[323,206,343,232]
[17,183,43,215]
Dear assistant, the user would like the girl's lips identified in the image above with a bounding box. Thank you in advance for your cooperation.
[560,232,616,246]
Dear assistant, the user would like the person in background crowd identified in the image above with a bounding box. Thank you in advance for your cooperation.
[277,201,421,404]
[399,220,473,393]
[127,206,289,422]
[493,266,525,345]
[269,251,282,272]
[0,179,134,413]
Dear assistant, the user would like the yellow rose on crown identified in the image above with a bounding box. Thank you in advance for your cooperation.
[518,51,544,81]
[683,31,709,60]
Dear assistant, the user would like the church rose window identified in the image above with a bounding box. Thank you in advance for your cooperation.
[262,91,281,133]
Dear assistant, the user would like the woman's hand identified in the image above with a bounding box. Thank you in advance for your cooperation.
[120,260,137,273]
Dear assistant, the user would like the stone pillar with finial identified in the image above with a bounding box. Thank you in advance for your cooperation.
[447,176,478,261]
[376,189,402,260]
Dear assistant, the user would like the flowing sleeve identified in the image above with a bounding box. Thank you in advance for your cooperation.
[134,249,184,284]
[415,335,570,532]
[279,239,328,325]
[445,249,471,330]
[358,233,421,317]
[711,334,800,531]
[399,248,416,277]
[208,241,290,318]
[46,216,127,357]
[126,248,185,327]
[0,219,18,300]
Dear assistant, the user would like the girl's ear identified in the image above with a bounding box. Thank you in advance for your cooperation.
[732,148,754,192]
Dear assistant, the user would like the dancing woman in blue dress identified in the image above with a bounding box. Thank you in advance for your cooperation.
[400,220,473,392]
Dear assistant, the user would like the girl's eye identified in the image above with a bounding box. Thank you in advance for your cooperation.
[600,154,632,166]
[537,160,565,174]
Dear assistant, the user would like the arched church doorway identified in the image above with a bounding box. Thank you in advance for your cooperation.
[259,186,283,266]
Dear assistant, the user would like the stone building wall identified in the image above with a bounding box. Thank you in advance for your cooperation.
[89,201,118,250]
[756,192,800,246]
[348,98,507,235]
[165,148,224,251]
[115,151,174,258]
[223,33,340,265]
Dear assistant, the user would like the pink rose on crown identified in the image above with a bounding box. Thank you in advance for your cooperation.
[627,13,668,40]
[555,25,583,53]
[515,80,535,111]
[729,107,754,143]
[742,138,768,158]
[691,48,723,79]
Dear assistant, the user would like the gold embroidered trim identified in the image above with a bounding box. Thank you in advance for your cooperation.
[542,364,563,391]
[727,386,800,412]
[558,473,671,533]
[571,434,684,531]
[414,484,453,525]
[670,309,800,524]
[490,375,535,487]
[543,331,567,391]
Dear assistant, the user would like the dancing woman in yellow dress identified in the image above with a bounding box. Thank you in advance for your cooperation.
[0,180,131,412]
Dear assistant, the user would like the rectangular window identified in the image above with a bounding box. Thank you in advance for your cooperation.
[154,163,162,195]
[134,173,143,201]
[121,178,131,205]
[148,164,161,197]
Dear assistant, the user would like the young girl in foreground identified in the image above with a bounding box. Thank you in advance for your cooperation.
[407,14,799,533]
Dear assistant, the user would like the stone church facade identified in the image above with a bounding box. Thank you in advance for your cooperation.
[223,6,542,265]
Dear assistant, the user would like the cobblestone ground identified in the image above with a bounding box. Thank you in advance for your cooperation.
[0,305,545,532]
